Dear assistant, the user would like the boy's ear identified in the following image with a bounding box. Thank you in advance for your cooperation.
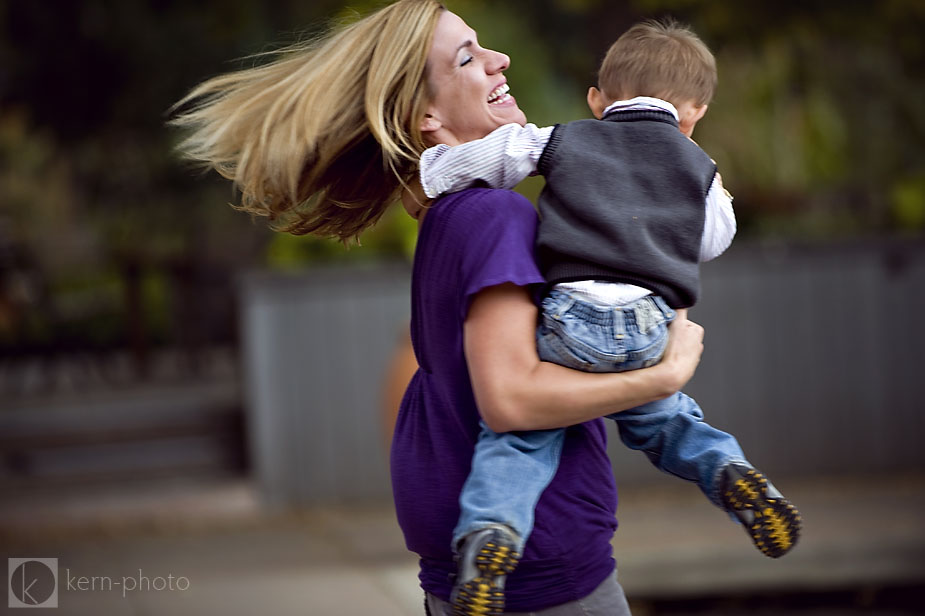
[420,112,442,134]
[679,103,708,137]
[587,87,607,119]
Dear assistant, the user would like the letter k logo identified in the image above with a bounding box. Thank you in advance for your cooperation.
[8,558,58,608]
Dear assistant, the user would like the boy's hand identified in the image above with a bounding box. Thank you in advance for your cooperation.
[661,309,704,392]
[401,178,431,221]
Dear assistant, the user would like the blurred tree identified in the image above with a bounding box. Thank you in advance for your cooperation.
[0,0,923,360]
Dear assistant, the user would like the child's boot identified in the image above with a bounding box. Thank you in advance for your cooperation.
[719,461,802,558]
[450,526,520,616]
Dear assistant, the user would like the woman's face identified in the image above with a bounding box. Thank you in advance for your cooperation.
[421,11,527,146]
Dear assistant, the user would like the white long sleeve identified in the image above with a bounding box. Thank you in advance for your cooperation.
[419,123,553,198]
[418,100,736,271]
[700,173,736,262]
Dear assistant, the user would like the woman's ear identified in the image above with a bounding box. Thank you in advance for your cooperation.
[419,112,442,134]
[587,87,607,119]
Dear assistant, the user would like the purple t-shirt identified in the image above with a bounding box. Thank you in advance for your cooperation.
[390,188,619,611]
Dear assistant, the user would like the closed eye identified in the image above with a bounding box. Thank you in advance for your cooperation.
[456,38,475,67]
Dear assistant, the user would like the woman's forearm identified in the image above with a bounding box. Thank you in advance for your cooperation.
[502,359,683,431]
[465,283,703,433]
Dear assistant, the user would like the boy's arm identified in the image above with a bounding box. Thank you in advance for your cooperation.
[419,123,554,199]
[700,171,736,262]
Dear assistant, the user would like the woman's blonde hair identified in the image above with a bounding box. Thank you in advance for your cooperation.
[598,19,716,108]
[170,0,444,242]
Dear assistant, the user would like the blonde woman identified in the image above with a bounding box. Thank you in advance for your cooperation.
[171,1,705,614]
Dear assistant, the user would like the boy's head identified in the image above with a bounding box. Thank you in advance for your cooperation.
[588,19,716,137]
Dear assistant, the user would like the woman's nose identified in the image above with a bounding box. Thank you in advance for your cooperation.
[486,49,510,74]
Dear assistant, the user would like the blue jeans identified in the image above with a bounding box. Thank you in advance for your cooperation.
[454,290,746,552]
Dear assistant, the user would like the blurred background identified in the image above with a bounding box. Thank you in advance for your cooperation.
[1,0,924,614]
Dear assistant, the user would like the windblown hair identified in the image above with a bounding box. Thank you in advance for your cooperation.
[597,19,716,108]
[169,0,445,242]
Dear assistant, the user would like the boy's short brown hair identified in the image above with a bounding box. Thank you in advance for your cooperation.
[598,19,716,107]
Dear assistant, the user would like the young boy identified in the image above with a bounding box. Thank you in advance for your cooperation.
[419,19,803,615]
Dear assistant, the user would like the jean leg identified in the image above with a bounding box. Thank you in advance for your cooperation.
[454,423,566,553]
[609,393,746,506]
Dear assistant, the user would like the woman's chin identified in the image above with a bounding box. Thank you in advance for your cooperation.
[490,100,527,127]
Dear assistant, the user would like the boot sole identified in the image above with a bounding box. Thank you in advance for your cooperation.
[452,540,519,616]
[724,468,802,558]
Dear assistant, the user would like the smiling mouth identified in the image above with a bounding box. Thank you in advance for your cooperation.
[488,83,511,105]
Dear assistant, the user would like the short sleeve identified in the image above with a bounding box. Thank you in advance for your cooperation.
[431,189,544,321]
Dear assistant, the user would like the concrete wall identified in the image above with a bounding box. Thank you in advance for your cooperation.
[239,239,925,506]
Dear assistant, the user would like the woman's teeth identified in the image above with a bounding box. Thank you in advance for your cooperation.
[488,83,511,104]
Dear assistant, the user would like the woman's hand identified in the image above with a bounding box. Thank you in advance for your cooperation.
[658,308,704,393]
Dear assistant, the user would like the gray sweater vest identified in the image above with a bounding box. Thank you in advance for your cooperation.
[536,110,716,308]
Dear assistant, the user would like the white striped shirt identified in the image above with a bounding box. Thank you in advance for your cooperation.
[419,97,736,306]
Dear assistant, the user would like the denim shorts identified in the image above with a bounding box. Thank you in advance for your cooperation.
[537,289,676,373]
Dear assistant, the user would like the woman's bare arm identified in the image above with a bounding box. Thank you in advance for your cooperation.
[465,283,703,433]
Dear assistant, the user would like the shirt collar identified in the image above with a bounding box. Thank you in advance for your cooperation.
[601,96,679,122]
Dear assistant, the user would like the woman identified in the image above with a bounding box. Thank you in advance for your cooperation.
[171,2,704,613]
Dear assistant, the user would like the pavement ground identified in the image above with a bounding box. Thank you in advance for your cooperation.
[2,472,924,615]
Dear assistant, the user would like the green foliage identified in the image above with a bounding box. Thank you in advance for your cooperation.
[1,0,923,350]
[266,204,418,268]
[892,175,925,230]
[50,271,126,348]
